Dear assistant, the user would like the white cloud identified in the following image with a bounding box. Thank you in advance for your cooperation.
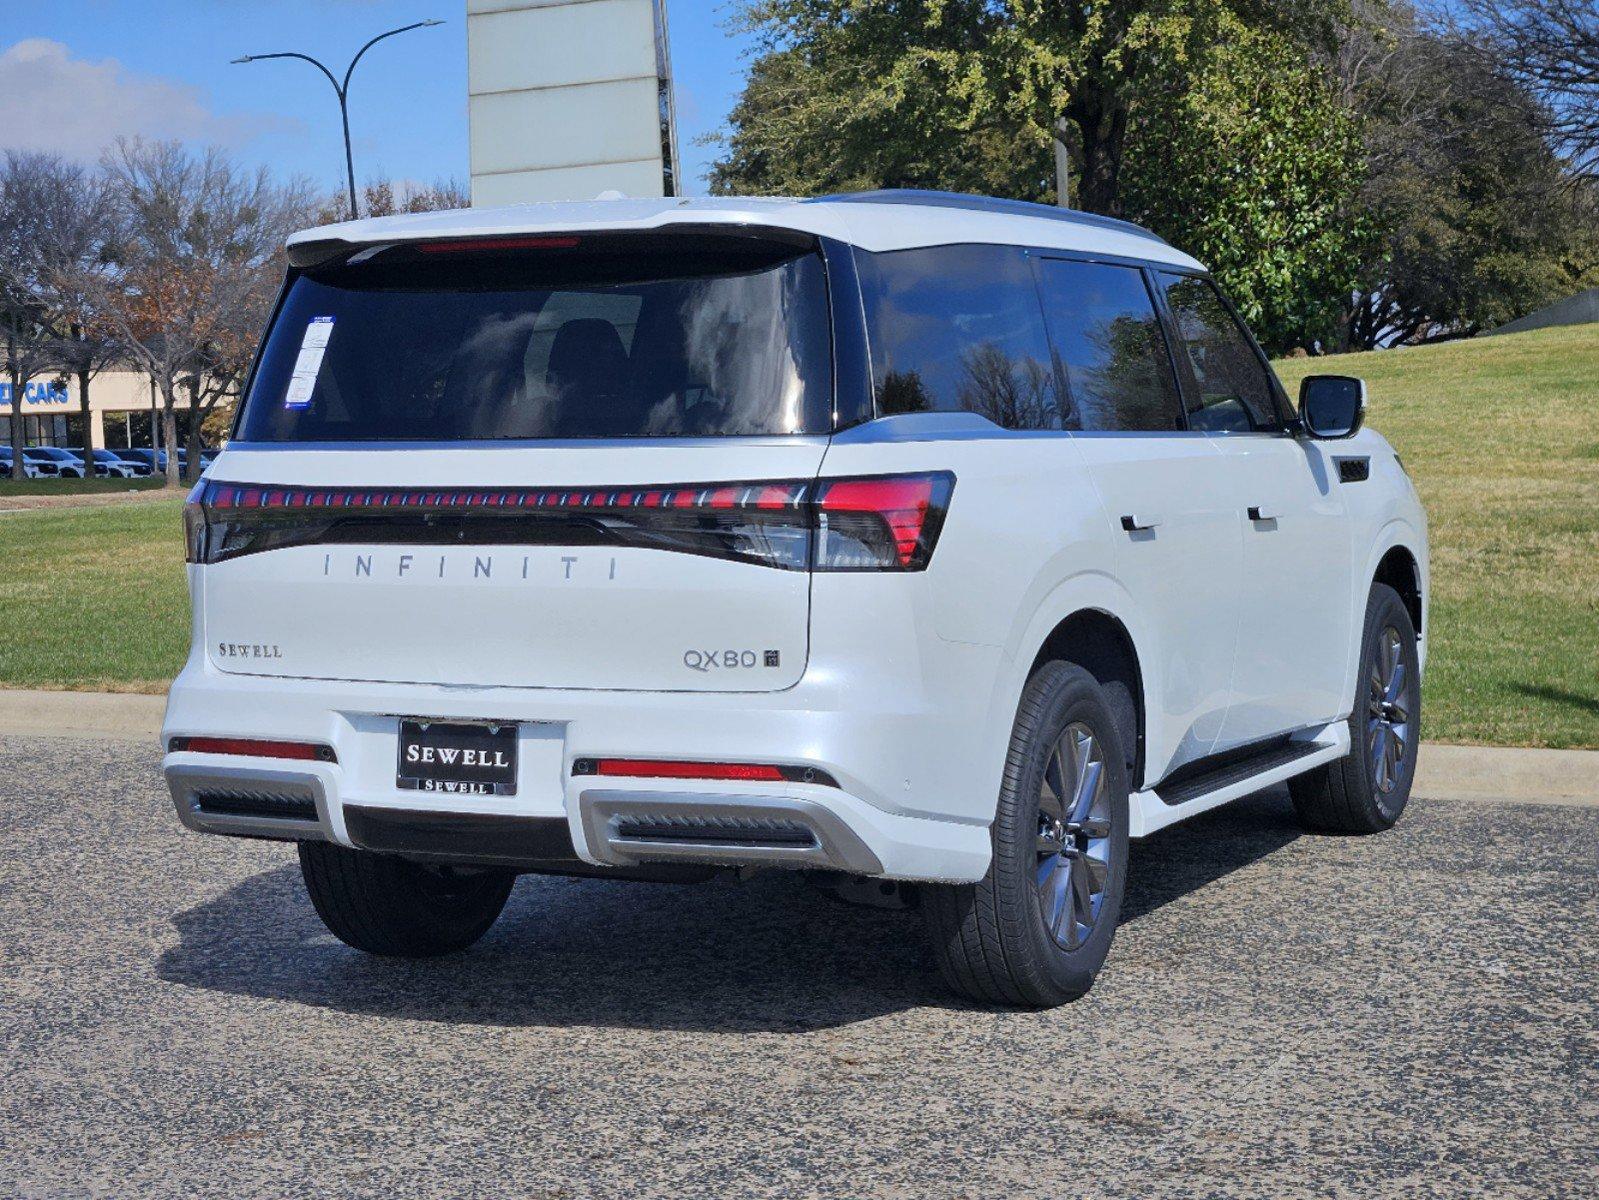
[0,38,295,160]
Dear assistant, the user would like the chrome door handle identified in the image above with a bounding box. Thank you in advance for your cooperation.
[1120,513,1163,532]
[1248,505,1280,522]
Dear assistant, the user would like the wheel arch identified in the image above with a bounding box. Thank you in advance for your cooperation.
[1372,543,1423,638]
[1028,608,1147,789]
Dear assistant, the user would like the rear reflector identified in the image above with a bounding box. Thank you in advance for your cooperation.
[573,758,839,787]
[170,736,335,763]
[186,472,953,573]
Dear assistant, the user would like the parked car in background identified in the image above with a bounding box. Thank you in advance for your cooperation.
[164,193,1428,1007]
[105,449,155,475]
[4,451,48,480]
[68,447,145,479]
[113,448,187,474]
[20,447,87,478]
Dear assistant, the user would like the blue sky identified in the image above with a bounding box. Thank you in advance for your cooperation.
[1,1,754,196]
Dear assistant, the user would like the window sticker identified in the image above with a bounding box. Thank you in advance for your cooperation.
[284,316,335,409]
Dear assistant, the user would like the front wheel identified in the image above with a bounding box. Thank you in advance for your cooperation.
[922,661,1130,1007]
[298,841,514,956]
[1289,583,1421,833]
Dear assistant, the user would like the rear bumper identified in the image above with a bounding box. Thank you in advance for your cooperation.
[160,660,998,883]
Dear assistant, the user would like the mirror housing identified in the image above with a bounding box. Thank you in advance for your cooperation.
[1298,374,1366,439]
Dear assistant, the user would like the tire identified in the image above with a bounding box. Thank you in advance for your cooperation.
[922,660,1131,1007]
[1289,583,1420,833]
[297,841,514,957]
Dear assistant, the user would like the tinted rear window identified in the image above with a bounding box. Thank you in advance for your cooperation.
[857,244,1060,430]
[1034,259,1182,432]
[237,237,833,441]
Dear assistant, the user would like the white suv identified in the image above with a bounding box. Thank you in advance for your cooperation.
[163,192,1428,1006]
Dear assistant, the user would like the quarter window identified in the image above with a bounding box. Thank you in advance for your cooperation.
[1034,259,1182,432]
[857,245,1059,431]
[1157,273,1282,431]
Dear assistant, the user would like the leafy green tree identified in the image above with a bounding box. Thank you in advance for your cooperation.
[1336,6,1599,346]
[710,1,1368,353]
[713,1,1352,209]
[1120,16,1369,352]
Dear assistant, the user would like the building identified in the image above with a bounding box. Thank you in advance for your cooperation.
[1,369,195,451]
[467,0,678,204]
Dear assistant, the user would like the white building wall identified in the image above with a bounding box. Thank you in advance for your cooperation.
[467,0,673,204]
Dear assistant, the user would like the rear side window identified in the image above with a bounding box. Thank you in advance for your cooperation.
[857,245,1059,430]
[236,238,833,441]
[1034,259,1182,432]
[1156,273,1283,431]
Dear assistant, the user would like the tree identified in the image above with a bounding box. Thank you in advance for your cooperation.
[310,177,469,226]
[31,160,121,465]
[1120,15,1370,352]
[1335,4,1599,345]
[711,1,1369,353]
[0,152,68,480]
[88,140,310,486]
[1456,0,1599,180]
[711,1,1353,211]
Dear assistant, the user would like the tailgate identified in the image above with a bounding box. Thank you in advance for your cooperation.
[197,443,827,693]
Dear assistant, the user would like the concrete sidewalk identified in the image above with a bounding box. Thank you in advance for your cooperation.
[0,686,1593,806]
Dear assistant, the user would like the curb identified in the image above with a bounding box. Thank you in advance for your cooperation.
[0,688,167,745]
[1412,743,1598,807]
[0,688,1594,807]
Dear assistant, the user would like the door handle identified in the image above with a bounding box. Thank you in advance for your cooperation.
[1120,513,1163,532]
[1247,504,1279,522]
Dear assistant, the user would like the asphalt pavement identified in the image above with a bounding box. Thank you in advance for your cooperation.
[2,735,1595,1199]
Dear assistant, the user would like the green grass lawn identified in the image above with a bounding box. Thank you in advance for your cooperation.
[1275,324,1599,748]
[0,499,189,693]
[0,476,169,497]
[1,324,1595,745]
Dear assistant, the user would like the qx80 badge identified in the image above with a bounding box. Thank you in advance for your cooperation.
[683,649,783,673]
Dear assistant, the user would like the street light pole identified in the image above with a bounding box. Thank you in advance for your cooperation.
[233,19,444,221]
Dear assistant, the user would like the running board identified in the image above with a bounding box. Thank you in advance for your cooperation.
[1129,723,1350,837]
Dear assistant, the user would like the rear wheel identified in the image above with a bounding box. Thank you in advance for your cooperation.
[298,841,514,956]
[1289,583,1420,833]
[922,661,1130,1007]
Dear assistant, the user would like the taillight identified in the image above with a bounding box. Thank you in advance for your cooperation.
[183,479,208,564]
[187,471,954,571]
[814,473,953,571]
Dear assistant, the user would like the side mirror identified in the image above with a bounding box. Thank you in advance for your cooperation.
[1298,374,1366,439]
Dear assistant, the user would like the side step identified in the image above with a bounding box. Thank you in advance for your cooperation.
[1129,723,1350,837]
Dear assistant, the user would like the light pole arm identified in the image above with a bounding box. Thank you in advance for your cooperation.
[233,51,343,100]
[343,21,442,94]
[233,20,443,224]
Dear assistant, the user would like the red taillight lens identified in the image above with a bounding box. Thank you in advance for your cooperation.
[814,472,954,570]
[169,736,335,762]
[573,758,839,786]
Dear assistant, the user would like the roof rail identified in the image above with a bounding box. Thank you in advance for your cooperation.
[809,189,1169,247]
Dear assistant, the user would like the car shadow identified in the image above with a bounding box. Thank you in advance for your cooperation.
[155,787,1302,1031]
[1123,784,1302,922]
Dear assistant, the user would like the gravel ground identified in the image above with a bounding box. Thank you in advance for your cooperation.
[2,736,1595,1199]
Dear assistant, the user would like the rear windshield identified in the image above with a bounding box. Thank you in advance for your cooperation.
[236,236,834,441]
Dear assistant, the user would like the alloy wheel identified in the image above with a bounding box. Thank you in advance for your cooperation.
[1035,721,1113,950]
[1367,626,1411,794]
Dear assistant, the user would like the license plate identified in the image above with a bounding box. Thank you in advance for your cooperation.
[396,719,518,796]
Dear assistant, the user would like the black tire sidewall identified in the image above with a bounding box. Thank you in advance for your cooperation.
[1348,585,1421,826]
[997,662,1131,999]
